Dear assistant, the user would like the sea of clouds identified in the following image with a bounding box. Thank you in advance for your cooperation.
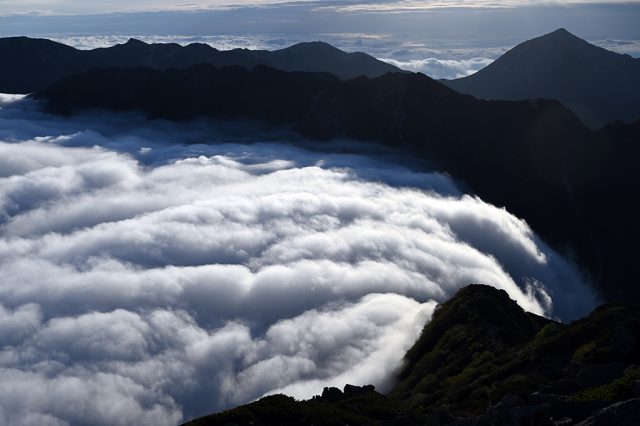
[43,33,640,81]
[45,33,506,80]
[0,94,598,425]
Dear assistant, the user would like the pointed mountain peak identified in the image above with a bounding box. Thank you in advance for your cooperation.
[539,27,582,42]
[509,27,593,54]
[124,38,147,46]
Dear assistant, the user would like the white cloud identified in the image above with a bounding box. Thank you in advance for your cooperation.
[380,57,494,78]
[0,95,597,424]
[0,93,25,106]
[593,38,640,57]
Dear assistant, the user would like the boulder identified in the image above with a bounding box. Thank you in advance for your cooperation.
[343,384,375,396]
[321,386,343,402]
[576,363,629,388]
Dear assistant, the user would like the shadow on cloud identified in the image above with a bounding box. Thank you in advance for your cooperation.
[0,95,597,425]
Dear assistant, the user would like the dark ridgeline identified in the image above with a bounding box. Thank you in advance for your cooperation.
[0,36,401,94]
[33,65,341,122]
[33,64,640,307]
[443,28,640,128]
[184,285,640,425]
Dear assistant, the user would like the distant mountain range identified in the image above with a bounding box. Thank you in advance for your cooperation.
[0,36,401,93]
[5,30,640,128]
[33,63,640,307]
[443,28,640,128]
[184,284,640,425]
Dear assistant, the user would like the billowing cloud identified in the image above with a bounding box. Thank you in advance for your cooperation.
[0,95,597,425]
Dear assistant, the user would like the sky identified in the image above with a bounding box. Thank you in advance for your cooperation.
[1,1,639,78]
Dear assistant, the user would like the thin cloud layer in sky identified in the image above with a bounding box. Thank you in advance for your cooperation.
[0,0,638,15]
[0,95,598,425]
[314,0,640,13]
[0,0,292,15]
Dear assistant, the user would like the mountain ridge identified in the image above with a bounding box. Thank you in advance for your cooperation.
[442,28,640,128]
[0,36,401,94]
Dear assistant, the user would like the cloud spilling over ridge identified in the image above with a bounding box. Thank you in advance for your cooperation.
[0,96,597,425]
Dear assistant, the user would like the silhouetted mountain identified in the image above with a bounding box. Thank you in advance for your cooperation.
[443,28,640,128]
[184,285,640,425]
[33,64,640,306]
[0,37,401,93]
